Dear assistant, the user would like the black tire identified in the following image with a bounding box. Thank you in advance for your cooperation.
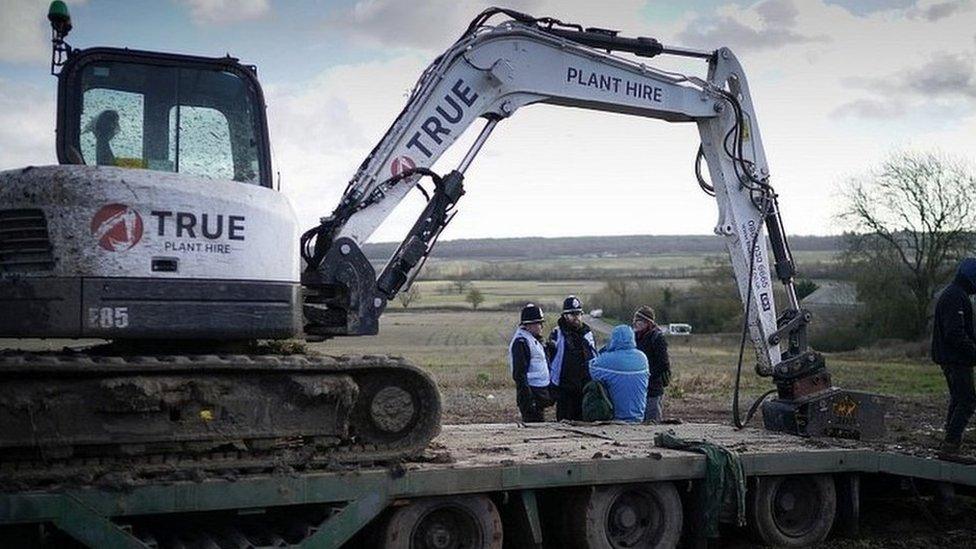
[572,482,683,549]
[379,495,503,549]
[747,475,836,547]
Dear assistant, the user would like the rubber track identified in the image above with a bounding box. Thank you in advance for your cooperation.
[0,352,441,485]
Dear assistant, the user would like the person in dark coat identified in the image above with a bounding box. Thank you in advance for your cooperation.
[932,258,976,456]
[510,303,554,423]
[547,295,597,420]
[633,305,671,423]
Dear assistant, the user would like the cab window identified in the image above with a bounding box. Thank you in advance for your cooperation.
[169,105,234,180]
[72,60,266,185]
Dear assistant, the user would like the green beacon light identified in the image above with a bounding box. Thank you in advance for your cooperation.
[48,1,72,37]
[48,1,73,75]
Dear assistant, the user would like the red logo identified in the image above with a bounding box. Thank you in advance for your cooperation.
[91,204,144,252]
[390,155,416,176]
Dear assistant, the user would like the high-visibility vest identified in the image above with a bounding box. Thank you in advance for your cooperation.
[509,328,550,387]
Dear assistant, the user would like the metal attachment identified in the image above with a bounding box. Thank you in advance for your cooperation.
[340,244,351,255]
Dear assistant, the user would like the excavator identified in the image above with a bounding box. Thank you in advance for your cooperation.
[0,3,884,480]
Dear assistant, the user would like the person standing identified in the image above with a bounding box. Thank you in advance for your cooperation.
[588,325,649,423]
[633,306,671,423]
[510,303,554,423]
[932,258,976,457]
[548,295,598,421]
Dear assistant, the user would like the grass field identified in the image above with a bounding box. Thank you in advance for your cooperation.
[415,250,840,280]
[400,279,697,310]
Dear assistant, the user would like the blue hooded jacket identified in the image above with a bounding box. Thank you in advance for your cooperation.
[589,325,649,422]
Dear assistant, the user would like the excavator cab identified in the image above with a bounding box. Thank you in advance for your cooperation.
[0,3,300,340]
[55,49,273,188]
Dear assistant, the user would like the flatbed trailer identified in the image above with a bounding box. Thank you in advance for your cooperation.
[2,422,974,548]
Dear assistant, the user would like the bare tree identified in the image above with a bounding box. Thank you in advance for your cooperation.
[398,284,422,308]
[839,151,976,337]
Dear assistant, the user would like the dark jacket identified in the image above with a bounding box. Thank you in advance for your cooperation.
[932,272,976,367]
[547,317,597,390]
[636,325,670,397]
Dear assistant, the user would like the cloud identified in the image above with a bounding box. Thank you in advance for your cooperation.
[0,79,56,168]
[0,0,86,64]
[822,0,914,17]
[907,0,971,21]
[832,98,908,118]
[835,51,976,118]
[177,0,270,25]
[324,0,537,51]
[676,0,830,52]
[324,0,649,53]
[900,52,976,98]
[265,55,434,239]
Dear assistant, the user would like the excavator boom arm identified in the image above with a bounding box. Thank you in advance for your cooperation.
[302,13,792,374]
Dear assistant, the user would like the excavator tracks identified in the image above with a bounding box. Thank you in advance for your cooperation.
[0,352,441,487]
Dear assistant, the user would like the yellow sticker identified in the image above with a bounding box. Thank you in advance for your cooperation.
[833,396,858,418]
[115,157,147,169]
[199,409,214,421]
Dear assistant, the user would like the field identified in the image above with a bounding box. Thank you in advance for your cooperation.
[412,249,841,281]
[402,279,699,310]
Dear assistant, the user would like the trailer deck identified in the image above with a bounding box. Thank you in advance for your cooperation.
[2,422,974,548]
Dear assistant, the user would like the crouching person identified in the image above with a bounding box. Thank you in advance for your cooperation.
[588,325,649,423]
[510,303,554,423]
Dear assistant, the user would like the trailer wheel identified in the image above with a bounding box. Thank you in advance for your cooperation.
[574,482,683,549]
[748,475,836,547]
[380,495,502,549]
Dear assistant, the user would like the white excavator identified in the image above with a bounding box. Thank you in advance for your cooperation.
[0,4,884,477]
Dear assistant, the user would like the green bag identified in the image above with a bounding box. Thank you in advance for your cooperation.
[582,380,614,421]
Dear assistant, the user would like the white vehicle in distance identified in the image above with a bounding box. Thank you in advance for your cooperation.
[667,323,693,336]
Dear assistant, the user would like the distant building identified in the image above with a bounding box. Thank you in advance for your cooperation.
[801,281,863,331]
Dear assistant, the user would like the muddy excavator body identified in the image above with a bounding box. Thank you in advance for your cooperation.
[0,3,441,476]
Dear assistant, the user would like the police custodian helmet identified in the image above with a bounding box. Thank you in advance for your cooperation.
[520,303,545,325]
[562,295,583,314]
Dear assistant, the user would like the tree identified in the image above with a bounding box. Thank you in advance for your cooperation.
[794,278,819,301]
[839,151,976,339]
[465,286,485,310]
[451,280,470,295]
[398,285,422,308]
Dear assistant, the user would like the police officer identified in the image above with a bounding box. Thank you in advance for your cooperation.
[547,295,597,420]
[510,303,554,422]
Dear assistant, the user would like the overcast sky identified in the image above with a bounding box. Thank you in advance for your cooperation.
[2,0,975,241]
